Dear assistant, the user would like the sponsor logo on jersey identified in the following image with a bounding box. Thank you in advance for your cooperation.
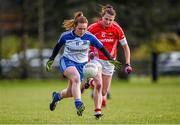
[67,47,88,52]
[99,38,113,42]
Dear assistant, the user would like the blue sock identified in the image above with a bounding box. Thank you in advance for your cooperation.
[53,93,61,102]
[74,99,82,109]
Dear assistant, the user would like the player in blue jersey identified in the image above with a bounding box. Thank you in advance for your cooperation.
[46,11,114,116]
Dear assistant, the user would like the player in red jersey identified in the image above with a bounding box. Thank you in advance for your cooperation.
[85,4,132,119]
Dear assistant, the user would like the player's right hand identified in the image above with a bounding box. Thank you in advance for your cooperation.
[46,59,54,72]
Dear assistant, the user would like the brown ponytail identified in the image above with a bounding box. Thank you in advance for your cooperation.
[63,11,88,30]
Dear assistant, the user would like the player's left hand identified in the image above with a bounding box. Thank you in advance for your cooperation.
[109,60,122,70]
[124,64,132,74]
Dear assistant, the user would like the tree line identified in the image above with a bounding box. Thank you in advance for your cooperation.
[0,0,180,78]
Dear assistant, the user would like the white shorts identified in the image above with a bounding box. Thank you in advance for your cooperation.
[90,59,115,76]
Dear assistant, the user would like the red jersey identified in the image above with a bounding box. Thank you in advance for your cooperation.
[88,21,125,60]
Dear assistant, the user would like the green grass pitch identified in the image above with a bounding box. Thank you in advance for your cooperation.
[0,76,180,124]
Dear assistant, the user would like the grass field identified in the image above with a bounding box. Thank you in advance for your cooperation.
[0,76,180,124]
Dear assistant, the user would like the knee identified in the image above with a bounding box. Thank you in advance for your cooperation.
[95,80,102,91]
[96,83,102,90]
[70,75,80,84]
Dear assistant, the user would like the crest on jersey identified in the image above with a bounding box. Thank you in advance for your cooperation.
[101,32,106,37]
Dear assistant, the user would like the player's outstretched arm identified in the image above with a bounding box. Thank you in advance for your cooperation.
[46,43,61,72]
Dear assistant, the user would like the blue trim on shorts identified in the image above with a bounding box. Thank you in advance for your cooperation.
[59,56,87,82]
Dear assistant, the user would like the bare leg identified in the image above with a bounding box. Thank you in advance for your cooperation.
[60,80,73,98]
[102,74,112,96]
[90,67,103,119]
[93,69,103,110]
[102,74,113,107]
[64,66,81,100]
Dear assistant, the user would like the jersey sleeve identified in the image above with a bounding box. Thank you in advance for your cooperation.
[113,22,125,40]
[88,33,103,49]
[113,22,129,46]
[49,33,65,60]
[57,33,66,46]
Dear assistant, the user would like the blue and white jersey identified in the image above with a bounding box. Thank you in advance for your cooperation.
[57,30,103,63]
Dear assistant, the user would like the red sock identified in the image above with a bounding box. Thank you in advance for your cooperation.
[95,108,101,115]
[102,99,106,108]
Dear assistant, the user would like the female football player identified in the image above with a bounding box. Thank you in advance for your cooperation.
[87,4,132,118]
[46,11,114,117]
